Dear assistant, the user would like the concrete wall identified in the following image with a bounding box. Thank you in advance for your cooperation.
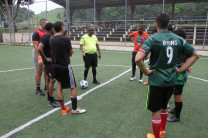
[3,33,32,44]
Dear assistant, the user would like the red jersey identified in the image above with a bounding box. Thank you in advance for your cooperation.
[129,32,149,52]
[33,29,47,47]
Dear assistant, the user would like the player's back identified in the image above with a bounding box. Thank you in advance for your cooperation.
[143,30,187,86]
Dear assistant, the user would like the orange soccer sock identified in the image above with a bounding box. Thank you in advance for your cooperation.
[160,110,168,131]
[152,118,161,138]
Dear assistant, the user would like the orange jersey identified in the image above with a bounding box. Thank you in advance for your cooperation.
[129,32,149,52]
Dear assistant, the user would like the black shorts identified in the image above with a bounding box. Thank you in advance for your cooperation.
[174,85,184,95]
[83,53,98,67]
[53,64,77,89]
[44,62,55,78]
[146,85,174,112]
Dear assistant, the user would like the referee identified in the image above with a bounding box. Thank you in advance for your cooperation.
[80,26,101,85]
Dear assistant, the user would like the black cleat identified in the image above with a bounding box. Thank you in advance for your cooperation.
[168,108,175,114]
[36,89,45,96]
[167,115,180,122]
[46,97,58,102]
[93,80,100,85]
[48,101,60,108]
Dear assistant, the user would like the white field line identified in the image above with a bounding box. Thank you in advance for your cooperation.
[1,60,148,138]
[0,65,131,73]
[189,76,208,82]
[199,58,208,59]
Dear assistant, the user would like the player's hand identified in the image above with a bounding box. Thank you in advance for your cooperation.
[146,69,156,76]
[82,51,85,56]
[174,66,181,73]
[98,53,101,59]
[46,57,52,63]
[38,56,44,66]
[188,67,193,73]
[71,48,74,54]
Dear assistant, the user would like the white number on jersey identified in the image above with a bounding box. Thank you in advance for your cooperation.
[166,46,173,64]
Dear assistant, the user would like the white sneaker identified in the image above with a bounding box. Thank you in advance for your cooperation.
[130,76,136,81]
[139,79,143,83]
[71,108,86,114]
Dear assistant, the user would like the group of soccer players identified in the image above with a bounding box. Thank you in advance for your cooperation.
[32,13,199,138]
[32,19,101,115]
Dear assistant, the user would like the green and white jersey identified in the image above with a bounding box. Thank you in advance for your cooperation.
[139,31,196,87]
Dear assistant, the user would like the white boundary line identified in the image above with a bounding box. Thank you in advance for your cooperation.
[0,64,135,138]
[189,76,208,82]
[0,67,35,73]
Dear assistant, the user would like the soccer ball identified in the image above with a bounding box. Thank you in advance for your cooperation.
[80,80,88,89]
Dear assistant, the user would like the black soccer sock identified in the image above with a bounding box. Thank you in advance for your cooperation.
[140,70,143,79]
[92,68,96,81]
[175,101,182,118]
[47,92,50,99]
[71,96,77,110]
[36,84,40,90]
[48,95,54,102]
[84,68,89,80]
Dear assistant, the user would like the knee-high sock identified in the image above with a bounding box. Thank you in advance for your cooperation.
[84,69,89,80]
[71,96,77,110]
[152,118,161,138]
[92,68,96,80]
[140,70,143,79]
[160,110,168,131]
[175,101,182,118]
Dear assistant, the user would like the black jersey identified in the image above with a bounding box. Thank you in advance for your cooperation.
[40,34,52,59]
[49,35,72,65]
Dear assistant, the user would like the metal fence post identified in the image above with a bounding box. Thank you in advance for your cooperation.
[163,0,165,13]
[125,0,127,46]
[94,0,96,35]
[203,11,208,50]
[66,0,70,36]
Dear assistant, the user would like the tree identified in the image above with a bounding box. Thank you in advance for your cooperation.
[0,0,34,42]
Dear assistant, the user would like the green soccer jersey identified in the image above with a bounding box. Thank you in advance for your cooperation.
[140,31,196,87]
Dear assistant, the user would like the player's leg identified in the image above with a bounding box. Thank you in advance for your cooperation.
[83,54,90,80]
[160,86,174,137]
[92,53,100,85]
[146,86,163,138]
[44,68,50,100]
[48,78,59,108]
[130,51,136,81]
[57,81,69,115]
[167,85,183,122]
[35,68,45,96]
[139,58,144,83]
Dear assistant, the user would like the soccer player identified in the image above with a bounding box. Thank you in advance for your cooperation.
[50,21,86,115]
[167,28,192,122]
[80,26,101,85]
[32,19,48,96]
[135,13,199,138]
[129,26,149,83]
[37,22,59,108]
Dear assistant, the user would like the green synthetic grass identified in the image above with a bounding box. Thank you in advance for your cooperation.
[0,45,208,138]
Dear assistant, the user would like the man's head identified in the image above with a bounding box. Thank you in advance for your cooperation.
[39,19,48,30]
[87,26,94,36]
[138,26,144,35]
[45,22,54,35]
[173,28,186,39]
[155,13,169,30]
[54,21,65,34]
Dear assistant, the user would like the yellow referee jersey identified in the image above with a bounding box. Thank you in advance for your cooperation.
[80,34,98,54]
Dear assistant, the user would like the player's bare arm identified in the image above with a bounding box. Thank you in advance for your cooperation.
[135,51,156,76]
[33,41,40,56]
[96,44,101,59]
[37,43,52,63]
[80,45,85,56]
[129,35,134,43]
[69,48,74,57]
[175,52,199,73]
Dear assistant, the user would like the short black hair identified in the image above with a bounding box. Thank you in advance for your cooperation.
[39,19,47,25]
[45,23,54,32]
[64,30,68,35]
[173,28,186,39]
[155,13,169,29]
[138,25,144,30]
[152,28,157,33]
[167,24,173,32]
[54,21,64,32]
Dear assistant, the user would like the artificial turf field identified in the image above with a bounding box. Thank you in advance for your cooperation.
[0,45,208,138]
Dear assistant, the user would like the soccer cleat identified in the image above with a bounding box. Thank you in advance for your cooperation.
[93,80,100,85]
[46,96,59,102]
[139,78,143,83]
[143,81,148,85]
[48,101,60,108]
[147,133,155,138]
[62,106,70,115]
[160,131,165,137]
[168,108,175,114]
[130,76,136,81]
[167,115,180,122]
[36,89,45,96]
[71,108,86,114]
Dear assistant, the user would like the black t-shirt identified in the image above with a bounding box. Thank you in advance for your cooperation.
[49,35,72,65]
[40,34,52,60]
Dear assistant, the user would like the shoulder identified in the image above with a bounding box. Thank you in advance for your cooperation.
[81,34,88,39]
[130,31,137,35]
[144,33,149,37]
[32,31,39,36]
